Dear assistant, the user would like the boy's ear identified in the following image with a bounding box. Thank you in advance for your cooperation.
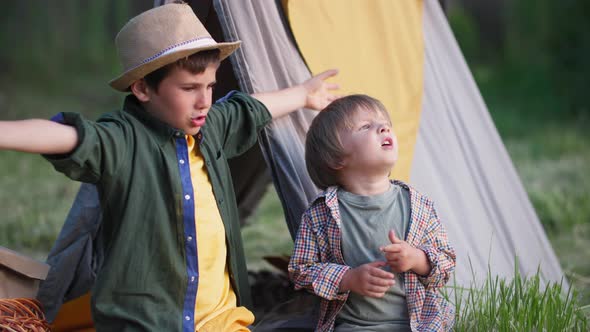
[330,163,344,170]
[130,79,151,102]
[329,158,346,170]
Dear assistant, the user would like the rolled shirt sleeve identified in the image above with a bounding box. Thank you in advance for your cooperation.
[416,206,456,289]
[43,112,132,184]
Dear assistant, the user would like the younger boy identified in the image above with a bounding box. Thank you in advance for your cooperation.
[0,3,338,331]
[289,95,456,331]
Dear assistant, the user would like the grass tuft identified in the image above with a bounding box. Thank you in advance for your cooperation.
[444,259,589,331]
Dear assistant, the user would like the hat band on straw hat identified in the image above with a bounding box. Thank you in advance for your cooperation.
[125,36,218,75]
[108,3,241,91]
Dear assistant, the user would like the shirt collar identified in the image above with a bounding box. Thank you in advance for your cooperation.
[318,179,410,208]
[185,132,204,152]
[122,94,183,146]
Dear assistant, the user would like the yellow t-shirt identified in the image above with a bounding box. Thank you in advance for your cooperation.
[186,135,254,332]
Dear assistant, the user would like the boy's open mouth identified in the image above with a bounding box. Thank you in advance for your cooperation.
[381,137,393,147]
[190,115,207,127]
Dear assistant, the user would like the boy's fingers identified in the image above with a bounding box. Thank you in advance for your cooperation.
[386,255,400,263]
[365,291,386,298]
[366,261,387,268]
[380,244,402,253]
[316,68,339,80]
[389,230,402,244]
[369,266,395,280]
[366,288,391,297]
[325,83,340,90]
[368,276,395,287]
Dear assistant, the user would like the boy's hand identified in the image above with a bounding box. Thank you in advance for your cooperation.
[302,69,340,111]
[380,230,431,276]
[252,69,339,118]
[339,261,395,298]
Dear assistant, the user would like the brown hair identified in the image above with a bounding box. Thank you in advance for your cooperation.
[144,49,221,92]
[305,94,391,189]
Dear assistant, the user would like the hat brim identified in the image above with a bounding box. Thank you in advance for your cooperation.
[109,41,241,92]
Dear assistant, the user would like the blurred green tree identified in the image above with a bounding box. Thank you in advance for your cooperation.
[0,1,150,87]
[448,0,590,116]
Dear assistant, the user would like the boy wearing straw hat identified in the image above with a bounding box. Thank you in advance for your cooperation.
[0,3,337,331]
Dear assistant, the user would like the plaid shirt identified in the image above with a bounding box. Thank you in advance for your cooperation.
[288,180,456,332]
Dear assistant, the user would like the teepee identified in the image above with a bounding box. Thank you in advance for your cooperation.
[212,0,564,286]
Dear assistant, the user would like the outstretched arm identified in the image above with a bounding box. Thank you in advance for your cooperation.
[252,69,339,118]
[0,119,78,154]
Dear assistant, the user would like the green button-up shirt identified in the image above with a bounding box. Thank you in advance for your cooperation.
[45,91,271,331]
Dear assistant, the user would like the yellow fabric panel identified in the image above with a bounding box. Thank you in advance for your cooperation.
[285,0,424,181]
[51,292,94,332]
[186,135,254,331]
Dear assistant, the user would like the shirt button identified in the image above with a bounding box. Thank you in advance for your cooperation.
[175,132,182,137]
[184,194,190,200]
[179,159,185,164]
[187,236,192,242]
[206,161,211,166]
[185,316,190,321]
[191,276,196,282]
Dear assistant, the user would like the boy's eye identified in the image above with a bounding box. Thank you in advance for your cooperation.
[360,124,371,130]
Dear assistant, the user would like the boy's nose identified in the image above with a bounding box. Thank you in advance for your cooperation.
[195,94,212,110]
[379,124,390,133]
[196,101,210,111]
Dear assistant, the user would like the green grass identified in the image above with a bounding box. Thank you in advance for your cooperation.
[473,63,590,309]
[550,223,590,306]
[0,151,78,258]
[445,261,589,331]
[241,188,293,271]
[0,76,118,260]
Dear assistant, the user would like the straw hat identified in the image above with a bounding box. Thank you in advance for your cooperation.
[109,3,241,91]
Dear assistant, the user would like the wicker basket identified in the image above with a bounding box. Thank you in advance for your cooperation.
[0,298,51,332]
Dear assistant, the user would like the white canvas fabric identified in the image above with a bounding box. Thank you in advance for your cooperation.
[410,0,564,285]
[214,0,320,238]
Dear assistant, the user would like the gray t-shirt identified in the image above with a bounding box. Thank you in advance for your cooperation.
[335,184,412,331]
